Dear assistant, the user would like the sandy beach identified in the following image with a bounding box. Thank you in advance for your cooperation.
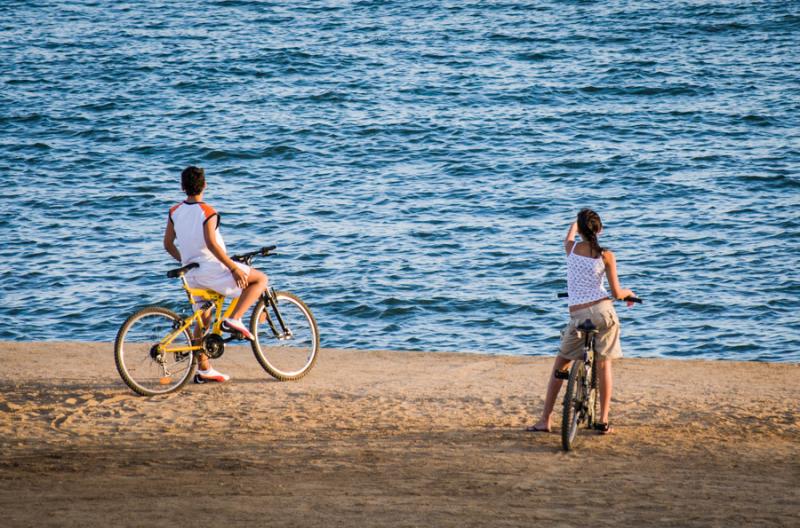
[0,341,797,527]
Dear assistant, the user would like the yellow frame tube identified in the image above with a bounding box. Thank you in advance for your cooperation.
[157,284,243,354]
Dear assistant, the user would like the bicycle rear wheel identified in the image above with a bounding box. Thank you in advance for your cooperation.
[561,360,587,451]
[250,291,319,381]
[115,306,196,396]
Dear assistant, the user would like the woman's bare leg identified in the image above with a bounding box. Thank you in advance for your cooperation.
[529,356,571,431]
[597,358,613,424]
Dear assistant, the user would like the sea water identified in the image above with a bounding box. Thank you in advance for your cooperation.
[1,1,798,361]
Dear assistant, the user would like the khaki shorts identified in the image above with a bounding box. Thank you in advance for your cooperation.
[558,300,622,361]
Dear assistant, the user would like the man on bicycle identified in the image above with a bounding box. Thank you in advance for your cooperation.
[163,166,269,383]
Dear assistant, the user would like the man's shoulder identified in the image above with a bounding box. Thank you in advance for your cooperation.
[198,202,217,218]
[170,201,217,218]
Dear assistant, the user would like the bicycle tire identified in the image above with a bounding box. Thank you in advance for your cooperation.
[115,305,197,396]
[561,360,585,451]
[249,291,319,381]
[586,360,599,430]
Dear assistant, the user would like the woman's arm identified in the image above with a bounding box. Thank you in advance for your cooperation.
[564,221,578,254]
[603,250,634,300]
[163,219,181,262]
[203,217,248,289]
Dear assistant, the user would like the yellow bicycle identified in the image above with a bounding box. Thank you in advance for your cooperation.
[114,246,319,396]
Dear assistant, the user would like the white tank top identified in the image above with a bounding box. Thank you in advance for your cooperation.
[169,201,227,267]
[566,241,609,306]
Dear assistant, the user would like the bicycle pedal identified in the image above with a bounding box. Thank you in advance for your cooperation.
[554,368,570,380]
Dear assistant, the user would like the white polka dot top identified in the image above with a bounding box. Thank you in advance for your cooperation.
[566,241,609,306]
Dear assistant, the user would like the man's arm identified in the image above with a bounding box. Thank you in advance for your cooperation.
[164,218,181,262]
[203,217,248,289]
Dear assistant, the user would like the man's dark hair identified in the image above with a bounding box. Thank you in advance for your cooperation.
[181,166,205,196]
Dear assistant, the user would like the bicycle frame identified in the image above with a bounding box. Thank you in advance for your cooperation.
[157,276,241,354]
[573,327,598,422]
[582,332,596,381]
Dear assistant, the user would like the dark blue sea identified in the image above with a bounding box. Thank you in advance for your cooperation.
[1,1,798,362]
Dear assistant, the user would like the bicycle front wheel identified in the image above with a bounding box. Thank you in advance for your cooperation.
[561,361,587,451]
[250,291,319,381]
[115,306,197,396]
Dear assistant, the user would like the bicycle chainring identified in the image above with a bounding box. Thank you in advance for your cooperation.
[202,334,226,359]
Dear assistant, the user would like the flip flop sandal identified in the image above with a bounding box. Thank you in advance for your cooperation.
[594,422,613,434]
[525,425,551,433]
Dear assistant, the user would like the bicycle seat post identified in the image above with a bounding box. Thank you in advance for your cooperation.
[179,273,195,305]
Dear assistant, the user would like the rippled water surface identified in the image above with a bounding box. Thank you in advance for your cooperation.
[2,1,798,361]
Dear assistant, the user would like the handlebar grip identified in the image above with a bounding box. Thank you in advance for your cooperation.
[557,292,569,298]
[261,245,277,254]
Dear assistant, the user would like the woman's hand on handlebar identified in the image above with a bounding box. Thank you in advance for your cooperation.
[619,290,640,307]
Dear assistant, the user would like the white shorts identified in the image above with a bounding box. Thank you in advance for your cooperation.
[186,261,251,298]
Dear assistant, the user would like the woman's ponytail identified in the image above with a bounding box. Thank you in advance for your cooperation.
[577,209,605,257]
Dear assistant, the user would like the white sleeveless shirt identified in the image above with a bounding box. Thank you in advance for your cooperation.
[566,241,609,306]
[169,201,227,266]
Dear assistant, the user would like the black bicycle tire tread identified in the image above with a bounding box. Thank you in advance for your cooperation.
[561,361,583,451]
[249,291,320,381]
[114,305,196,397]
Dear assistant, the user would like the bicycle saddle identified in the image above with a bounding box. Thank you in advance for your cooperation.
[576,319,598,334]
[166,262,199,278]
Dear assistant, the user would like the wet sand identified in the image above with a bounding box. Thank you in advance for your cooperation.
[0,342,797,527]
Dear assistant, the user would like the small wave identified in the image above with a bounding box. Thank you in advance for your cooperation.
[201,145,302,161]
[79,101,119,112]
[486,33,555,45]
[695,22,750,33]
[579,84,711,97]
[305,91,349,103]
[514,50,564,62]
[741,114,773,126]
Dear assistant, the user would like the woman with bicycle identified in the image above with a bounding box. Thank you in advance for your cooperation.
[527,209,635,435]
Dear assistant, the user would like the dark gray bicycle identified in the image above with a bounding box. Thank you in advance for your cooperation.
[558,293,641,451]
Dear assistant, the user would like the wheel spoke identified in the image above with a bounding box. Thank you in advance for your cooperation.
[250,292,319,380]
[115,307,196,396]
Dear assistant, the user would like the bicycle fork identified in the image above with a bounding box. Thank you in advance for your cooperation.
[261,289,293,341]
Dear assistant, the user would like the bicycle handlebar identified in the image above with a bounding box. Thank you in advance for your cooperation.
[167,246,276,278]
[557,292,642,304]
[231,245,277,263]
